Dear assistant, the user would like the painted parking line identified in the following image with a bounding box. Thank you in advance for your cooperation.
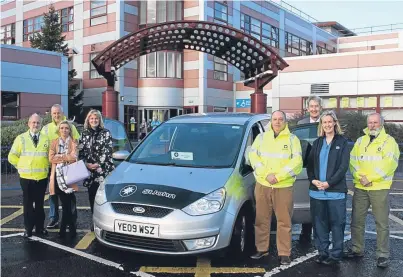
[389,213,403,226]
[0,232,24,238]
[1,205,91,210]
[262,234,351,277]
[74,231,96,250]
[28,235,126,270]
[0,208,23,225]
[365,231,403,240]
[1,227,91,233]
[390,193,403,195]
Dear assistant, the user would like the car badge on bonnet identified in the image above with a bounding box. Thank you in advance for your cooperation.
[133,207,146,214]
[120,185,137,197]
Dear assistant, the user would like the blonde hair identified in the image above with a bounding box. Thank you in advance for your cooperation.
[57,120,73,137]
[318,110,343,136]
[84,109,104,130]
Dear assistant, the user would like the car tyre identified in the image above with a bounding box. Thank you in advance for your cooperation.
[229,207,254,258]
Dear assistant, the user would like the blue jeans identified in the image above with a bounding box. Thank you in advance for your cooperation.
[48,194,59,221]
[310,197,346,260]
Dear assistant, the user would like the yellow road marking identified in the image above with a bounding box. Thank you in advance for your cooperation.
[0,209,23,226]
[74,232,96,249]
[195,257,211,277]
[140,256,265,275]
[140,267,196,274]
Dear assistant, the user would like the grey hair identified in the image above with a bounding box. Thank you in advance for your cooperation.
[306,95,323,107]
[28,113,42,123]
[367,112,384,126]
[271,110,287,121]
[51,104,63,113]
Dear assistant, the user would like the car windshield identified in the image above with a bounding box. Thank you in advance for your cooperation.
[129,123,245,168]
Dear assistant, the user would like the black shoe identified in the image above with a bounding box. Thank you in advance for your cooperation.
[47,219,59,229]
[315,255,328,264]
[279,256,291,265]
[36,229,48,236]
[322,258,341,265]
[343,248,364,258]
[377,257,389,268]
[250,251,269,259]
[23,230,32,238]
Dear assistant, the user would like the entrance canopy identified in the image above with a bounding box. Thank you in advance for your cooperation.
[92,20,288,87]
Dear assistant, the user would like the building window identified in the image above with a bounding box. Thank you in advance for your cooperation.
[139,51,183,79]
[1,92,19,120]
[213,56,228,81]
[59,7,74,32]
[317,44,336,54]
[90,0,107,26]
[213,106,227,112]
[140,0,183,27]
[214,2,227,25]
[90,53,102,79]
[285,32,313,56]
[241,14,279,48]
[23,16,44,41]
[0,23,15,45]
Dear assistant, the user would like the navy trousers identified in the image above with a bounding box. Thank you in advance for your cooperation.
[310,197,347,260]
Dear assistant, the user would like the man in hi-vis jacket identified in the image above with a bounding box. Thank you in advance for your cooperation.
[249,110,303,265]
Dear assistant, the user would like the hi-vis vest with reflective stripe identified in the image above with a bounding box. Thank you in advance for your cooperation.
[8,131,50,180]
[248,124,303,188]
[349,127,400,191]
[42,116,80,141]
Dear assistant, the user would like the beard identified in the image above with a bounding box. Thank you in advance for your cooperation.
[368,128,381,136]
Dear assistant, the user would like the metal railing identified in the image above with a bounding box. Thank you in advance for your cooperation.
[350,23,403,35]
[267,0,319,23]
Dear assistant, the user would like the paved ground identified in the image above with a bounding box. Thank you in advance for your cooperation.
[2,174,403,277]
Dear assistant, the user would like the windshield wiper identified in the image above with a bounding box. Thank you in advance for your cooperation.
[134,161,227,168]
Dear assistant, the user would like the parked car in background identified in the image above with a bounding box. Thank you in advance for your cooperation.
[92,113,315,256]
[76,118,133,166]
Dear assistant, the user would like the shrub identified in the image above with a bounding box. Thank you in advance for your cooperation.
[1,115,52,162]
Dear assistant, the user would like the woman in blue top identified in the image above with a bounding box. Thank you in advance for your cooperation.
[307,110,350,265]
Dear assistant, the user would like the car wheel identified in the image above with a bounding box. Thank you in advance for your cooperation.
[229,208,253,257]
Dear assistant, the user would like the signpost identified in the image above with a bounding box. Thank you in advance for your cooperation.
[236,99,251,108]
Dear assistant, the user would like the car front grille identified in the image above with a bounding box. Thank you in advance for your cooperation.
[103,231,187,252]
[111,203,173,218]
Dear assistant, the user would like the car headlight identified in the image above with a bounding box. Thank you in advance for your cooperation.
[182,188,226,216]
[95,181,107,205]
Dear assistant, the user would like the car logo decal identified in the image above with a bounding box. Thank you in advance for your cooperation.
[119,185,137,197]
[133,207,146,214]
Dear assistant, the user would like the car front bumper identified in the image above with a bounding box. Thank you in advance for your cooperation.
[93,202,236,255]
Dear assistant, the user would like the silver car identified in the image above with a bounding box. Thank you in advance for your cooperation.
[93,113,312,256]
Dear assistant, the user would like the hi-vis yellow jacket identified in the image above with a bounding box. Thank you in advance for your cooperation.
[42,116,80,141]
[8,131,50,180]
[249,124,303,188]
[350,127,400,191]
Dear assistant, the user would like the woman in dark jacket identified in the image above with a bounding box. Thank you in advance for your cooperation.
[307,110,350,265]
[79,110,115,219]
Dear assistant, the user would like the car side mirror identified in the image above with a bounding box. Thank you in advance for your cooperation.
[300,140,312,168]
[112,150,130,161]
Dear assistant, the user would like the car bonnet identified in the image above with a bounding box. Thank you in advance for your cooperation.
[104,161,234,209]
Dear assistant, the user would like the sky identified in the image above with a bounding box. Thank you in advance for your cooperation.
[284,0,403,32]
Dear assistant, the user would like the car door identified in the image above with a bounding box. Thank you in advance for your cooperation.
[290,123,319,220]
[240,123,263,206]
